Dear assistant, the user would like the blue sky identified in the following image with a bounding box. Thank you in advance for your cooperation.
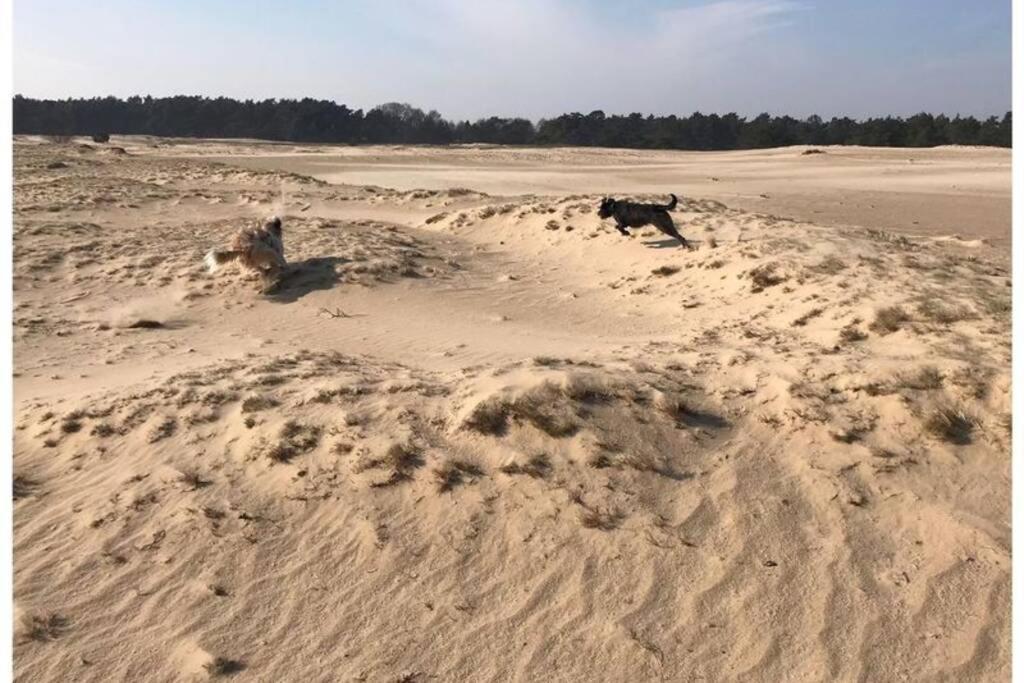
[14,0,1011,120]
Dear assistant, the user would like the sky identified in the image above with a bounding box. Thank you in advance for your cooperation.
[13,0,1011,121]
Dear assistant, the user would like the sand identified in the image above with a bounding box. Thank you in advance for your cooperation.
[13,135,1011,682]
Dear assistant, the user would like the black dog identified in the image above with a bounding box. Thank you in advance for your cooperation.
[597,194,691,248]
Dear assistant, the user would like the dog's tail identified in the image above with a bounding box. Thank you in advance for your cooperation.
[204,249,241,273]
[661,194,678,211]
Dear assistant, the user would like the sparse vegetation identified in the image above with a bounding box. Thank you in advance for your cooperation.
[463,397,509,435]
[839,324,868,343]
[205,657,245,677]
[20,612,69,642]
[433,458,484,492]
[90,422,116,437]
[916,300,975,324]
[13,474,40,500]
[748,263,786,292]
[792,307,824,327]
[179,468,211,490]
[263,421,322,463]
[869,306,910,334]
[810,255,846,274]
[651,265,680,277]
[923,403,977,444]
[499,453,552,478]
[579,506,626,531]
[899,366,943,391]
[147,416,177,443]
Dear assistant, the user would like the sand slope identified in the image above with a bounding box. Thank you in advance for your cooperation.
[13,136,1010,682]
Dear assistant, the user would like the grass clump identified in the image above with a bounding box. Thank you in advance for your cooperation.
[923,403,977,444]
[204,657,245,677]
[433,458,485,492]
[365,442,424,487]
[499,453,552,479]
[579,506,626,531]
[899,366,943,391]
[651,265,681,277]
[869,306,910,335]
[13,474,40,500]
[462,397,509,435]
[20,612,69,642]
[839,324,868,343]
[748,263,786,292]
[178,467,211,490]
[916,300,975,324]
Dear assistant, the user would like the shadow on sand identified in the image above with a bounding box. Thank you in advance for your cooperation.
[265,256,349,303]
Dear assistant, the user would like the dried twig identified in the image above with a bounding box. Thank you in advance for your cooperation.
[318,307,353,319]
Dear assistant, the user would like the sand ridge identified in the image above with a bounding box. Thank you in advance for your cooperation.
[13,136,1010,681]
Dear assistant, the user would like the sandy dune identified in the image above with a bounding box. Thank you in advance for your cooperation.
[13,136,1010,681]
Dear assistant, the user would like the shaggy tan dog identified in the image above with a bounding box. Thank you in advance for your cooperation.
[205,216,286,291]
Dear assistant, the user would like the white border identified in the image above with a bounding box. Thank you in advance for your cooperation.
[1012,0,1021,679]
[2,0,15,676]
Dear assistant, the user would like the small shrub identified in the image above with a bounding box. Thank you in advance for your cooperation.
[651,265,681,277]
[839,324,868,343]
[899,366,943,391]
[748,263,786,292]
[499,453,552,478]
[205,657,245,677]
[434,459,484,492]
[916,300,974,324]
[869,306,910,335]
[923,404,976,444]
[20,613,69,642]
[462,397,509,435]
[179,468,211,490]
[579,506,625,531]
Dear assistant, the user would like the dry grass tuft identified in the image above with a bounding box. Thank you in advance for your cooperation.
[433,458,485,492]
[651,265,681,277]
[915,300,975,324]
[13,474,40,500]
[90,422,116,437]
[923,403,977,444]
[869,306,910,334]
[178,467,211,490]
[240,395,277,413]
[579,506,626,531]
[499,453,552,478]
[204,657,245,677]
[261,421,321,463]
[366,442,425,487]
[839,324,868,343]
[511,385,579,437]
[462,397,510,435]
[147,417,177,443]
[792,307,825,327]
[748,263,786,292]
[899,366,943,391]
[20,612,70,642]
[810,255,847,274]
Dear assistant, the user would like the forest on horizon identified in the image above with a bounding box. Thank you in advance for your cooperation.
[12,95,1012,150]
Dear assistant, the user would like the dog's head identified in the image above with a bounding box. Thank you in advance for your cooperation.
[597,197,616,219]
[263,215,282,236]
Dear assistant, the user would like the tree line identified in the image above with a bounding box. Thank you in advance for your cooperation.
[12,95,1011,149]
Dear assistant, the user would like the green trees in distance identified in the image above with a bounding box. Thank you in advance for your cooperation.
[12,95,1011,149]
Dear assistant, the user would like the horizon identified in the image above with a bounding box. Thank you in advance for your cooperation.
[10,93,1013,125]
[14,1,1011,121]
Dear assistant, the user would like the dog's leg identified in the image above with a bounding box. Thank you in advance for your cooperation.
[615,221,630,237]
[657,216,692,250]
